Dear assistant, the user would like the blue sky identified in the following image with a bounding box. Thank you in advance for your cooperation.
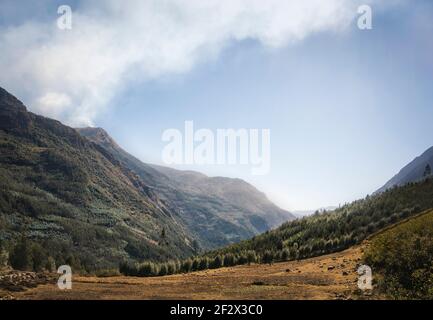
[1,1,432,210]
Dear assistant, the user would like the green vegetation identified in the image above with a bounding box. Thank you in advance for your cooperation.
[1,87,292,274]
[0,240,9,269]
[209,178,433,263]
[0,88,197,272]
[120,177,433,277]
[2,87,433,287]
[364,210,433,299]
[119,251,258,277]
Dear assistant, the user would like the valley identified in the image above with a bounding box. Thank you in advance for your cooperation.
[1,86,432,300]
[7,209,433,300]
[8,245,364,300]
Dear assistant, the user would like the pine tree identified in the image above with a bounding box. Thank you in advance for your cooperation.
[167,261,177,274]
[0,246,8,269]
[246,251,257,265]
[198,257,209,270]
[191,258,200,271]
[181,259,193,273]
[158,263,168,276]
[10,236,32,271]
[31,243,47,272]
[281,249,290,261]
[210,255,223,269]
[138,262,154,276]
[262,250,274,265]
[223,253,236,267]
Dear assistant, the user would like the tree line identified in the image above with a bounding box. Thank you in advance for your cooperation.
[120,177,433,277]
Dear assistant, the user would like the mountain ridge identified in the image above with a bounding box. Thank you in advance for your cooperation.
[376,146,433,194]
[0,86,197,270]
[76,126,295,249]
[0,86,293,272]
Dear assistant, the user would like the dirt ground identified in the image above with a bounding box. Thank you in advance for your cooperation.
[3,245,367,300]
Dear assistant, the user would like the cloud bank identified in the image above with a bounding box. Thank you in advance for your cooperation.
[0,0,372,126]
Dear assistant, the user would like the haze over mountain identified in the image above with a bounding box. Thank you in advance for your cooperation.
[0,86,293,270]
[77,127,294,249]
[376,146,433,194]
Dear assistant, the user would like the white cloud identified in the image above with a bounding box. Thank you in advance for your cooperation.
[36,92,72,118]
[0,0,373,126]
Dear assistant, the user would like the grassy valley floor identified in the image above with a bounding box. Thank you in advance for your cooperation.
[7,246,366,300]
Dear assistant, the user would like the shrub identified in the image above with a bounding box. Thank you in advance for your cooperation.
[223,254,236,267]
[198,257,209,270]
[10,237,32,271]
[364,210,433,299]
[210,255,223,269]
[181,259,192,273]
[0,247,8,269]
[262,250,274,264]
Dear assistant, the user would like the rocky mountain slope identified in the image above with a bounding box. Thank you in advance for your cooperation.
[0,86,293,271]
[0,87,196,270]
[376,146,433,193]
[77,127,294,249]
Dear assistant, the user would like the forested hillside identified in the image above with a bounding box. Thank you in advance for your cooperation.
[0,87,197,272]
[121,177,433,276]
[364,209,433,299]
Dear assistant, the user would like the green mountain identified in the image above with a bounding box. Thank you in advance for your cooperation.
[119,175,433,277]
[77,127,294,250]
[0,86,293,271]
[208,176,433,263]
[0,87,196,271]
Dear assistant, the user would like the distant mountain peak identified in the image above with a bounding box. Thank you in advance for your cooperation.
[0,86,27,112]
[76,127,120,149]
[376,146,433,194]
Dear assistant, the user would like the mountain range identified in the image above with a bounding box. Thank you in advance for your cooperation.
[77,127,294,249]
[0,86,293,269]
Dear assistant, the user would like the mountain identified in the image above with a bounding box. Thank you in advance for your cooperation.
[119,168,433,277]
[0,87,196,270]
[376,146,433,194]
[77,127,294,250]
[0,86,293,272]
[200,175,433,266]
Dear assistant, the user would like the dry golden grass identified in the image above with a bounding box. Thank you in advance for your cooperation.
[13,246,364,300]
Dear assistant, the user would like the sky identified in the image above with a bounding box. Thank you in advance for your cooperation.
[0,0,432,211]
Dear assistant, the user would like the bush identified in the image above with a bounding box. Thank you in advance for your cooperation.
[223,254,236,267]
[280,249,290,261]
[181,259,192,273]
[262,250,274,264]
[191,258,200,271]
[158,263,168,276]
[10,237,32,271]
[210,255,223,269]
[167,261,177,275]
[198,257,209,270]
[364,210,433,299]
[246,251,257,264]
[45,256,56,272]
[0,247,8,269]
[138,262,155,276]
